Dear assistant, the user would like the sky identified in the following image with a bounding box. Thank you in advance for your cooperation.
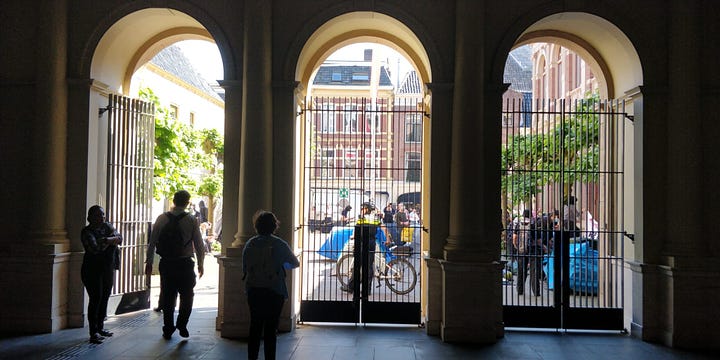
[176,40,224,83]
[176,40,415,87]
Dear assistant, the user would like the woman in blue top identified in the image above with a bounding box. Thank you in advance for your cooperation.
[242,211,299,360]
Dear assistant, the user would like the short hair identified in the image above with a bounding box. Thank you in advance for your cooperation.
[173,190,191,207]
[87,205,104,218]
[253,210,279,235]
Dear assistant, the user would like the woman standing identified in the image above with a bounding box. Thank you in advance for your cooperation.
[80,205,122,344]
[242,211,300,360]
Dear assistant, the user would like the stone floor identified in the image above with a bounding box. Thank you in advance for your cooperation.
[0,254,715,359]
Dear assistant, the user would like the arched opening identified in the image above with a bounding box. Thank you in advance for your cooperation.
[84,7,226,317]
[498,12,642,331]
[292,12,432,325]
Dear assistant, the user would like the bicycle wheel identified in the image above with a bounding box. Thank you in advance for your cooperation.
[385,258,417,295]
[336,254,354,287]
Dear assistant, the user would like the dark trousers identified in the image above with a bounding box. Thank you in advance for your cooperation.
[247,287,285,360]
[159,257,196,333]
[347,236,376,294]
[517,248,543,295]
[81,262,114,336]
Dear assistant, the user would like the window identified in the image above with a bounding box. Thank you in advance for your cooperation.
[319,102,336,133]
[343,149,357,178]
[405,114,422,143]
[319,149,335,178]
[331,72,342,82]
[169,104,179,121]
[364,104,381,133]
[343,104,358,133]
[405,152,421,182]
[189,112,196,127]
[352,72,369,81]
[363,149,381,179]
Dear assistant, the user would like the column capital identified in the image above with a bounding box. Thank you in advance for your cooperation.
[426,82,454,94]
[217,79,243,89]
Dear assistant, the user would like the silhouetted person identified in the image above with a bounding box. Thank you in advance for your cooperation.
[81,205,122,344]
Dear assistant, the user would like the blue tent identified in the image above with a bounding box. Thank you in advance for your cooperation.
[544,241,598,294]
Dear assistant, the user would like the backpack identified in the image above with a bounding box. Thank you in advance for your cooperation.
[243,236,278,288]
[156,212,189,257]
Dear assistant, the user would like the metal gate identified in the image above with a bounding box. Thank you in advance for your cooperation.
[501,97,627,330]
[105,94,155,314]
[298,96,423,324]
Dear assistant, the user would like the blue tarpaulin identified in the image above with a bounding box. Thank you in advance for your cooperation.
[317,226,391,262]
[544,241,598,294]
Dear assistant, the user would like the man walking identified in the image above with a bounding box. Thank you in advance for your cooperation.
[145,190,205,339]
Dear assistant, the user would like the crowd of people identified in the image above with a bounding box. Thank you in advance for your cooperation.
[504,196,599,296]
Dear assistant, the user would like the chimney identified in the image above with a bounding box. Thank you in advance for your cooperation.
[364,49,373,61]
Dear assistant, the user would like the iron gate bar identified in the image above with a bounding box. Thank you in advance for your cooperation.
[299,96,423,325]
[501,97,626,330]
[106,94,155,314]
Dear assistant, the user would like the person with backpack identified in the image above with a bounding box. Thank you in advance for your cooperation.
[242,210,299,360]
[144,190,205,340]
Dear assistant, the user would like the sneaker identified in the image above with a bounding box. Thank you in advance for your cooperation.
[98,329,113,337]
[162,326,175,340]
[178,327,189,338]
[89,334,104,344]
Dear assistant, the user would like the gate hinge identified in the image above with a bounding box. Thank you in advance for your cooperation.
[623,231,634,241]
[99,105,112,117]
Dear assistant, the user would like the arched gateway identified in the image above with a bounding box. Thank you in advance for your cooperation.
[2,0,719,351]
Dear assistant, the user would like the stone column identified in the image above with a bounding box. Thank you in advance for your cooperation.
[272,80,300,332]
[65,77,94,328]
[655,1,719,349]
[423,82,453,336]
[216,80,242,331]
[0,0,71,334]
[440,0,503,343]
[220,0,273,338]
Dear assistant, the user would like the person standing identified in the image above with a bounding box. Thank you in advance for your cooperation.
[243,211,299,360]
[80,205,123,344]
[145,190,205,340]
[340,202,379,294]
[513,209,533,296]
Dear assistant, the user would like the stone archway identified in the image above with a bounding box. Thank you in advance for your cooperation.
[291,11,435,323]
[494,11,643,332]
[67,6,231,329]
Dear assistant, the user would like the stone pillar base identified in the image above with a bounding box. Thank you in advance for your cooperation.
[631,257,720,350]
[439,260,504,343]
[217,246,297,338]
[424,255,443,336]
[218,247,250,338]
[0,243,70,334]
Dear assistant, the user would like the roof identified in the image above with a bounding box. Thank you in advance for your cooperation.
[397,70,422,94]
[150,45,223,102]
[313,65,393,87]
[503,45,533,93]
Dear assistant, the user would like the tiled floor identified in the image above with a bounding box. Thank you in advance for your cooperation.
[0,307,715,360]
[1,256,715,359]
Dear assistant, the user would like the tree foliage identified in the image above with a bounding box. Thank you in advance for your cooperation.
[502,94,601,208]
[139,87,223,202]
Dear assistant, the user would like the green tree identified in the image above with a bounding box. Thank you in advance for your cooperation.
[139,87,221,203]
[502,94,600,214]
[196,128,224,226]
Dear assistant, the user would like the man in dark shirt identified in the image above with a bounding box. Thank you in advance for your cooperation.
[145,190,205,339]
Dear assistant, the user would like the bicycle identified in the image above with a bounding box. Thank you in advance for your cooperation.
[336,242,417,295]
